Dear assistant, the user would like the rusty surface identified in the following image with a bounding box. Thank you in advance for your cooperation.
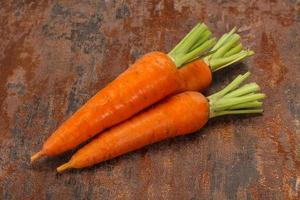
[0,0,299,199]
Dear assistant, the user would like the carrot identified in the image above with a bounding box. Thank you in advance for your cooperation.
[57,72,266,172]
[178,59,213,92]
[31,23,215,161]
[31,24,253,162]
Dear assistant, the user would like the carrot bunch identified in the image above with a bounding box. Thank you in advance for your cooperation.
[30,22,264,173]
[31,23,253,162]
[57,72,265,172]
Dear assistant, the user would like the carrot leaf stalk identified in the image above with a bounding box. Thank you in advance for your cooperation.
[204,28,254,72]
[168,23,216,67]
[208,72,266,118]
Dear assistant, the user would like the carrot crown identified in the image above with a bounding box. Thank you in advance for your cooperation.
[168,23,216,68]
[208,72,266,118]
[204,28,254,72]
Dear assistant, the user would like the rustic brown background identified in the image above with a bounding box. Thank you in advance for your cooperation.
[0,0,299,199]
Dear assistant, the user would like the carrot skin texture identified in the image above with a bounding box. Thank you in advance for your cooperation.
[67,92,209,169]
[178,60,212,92]
[42,52,181,156]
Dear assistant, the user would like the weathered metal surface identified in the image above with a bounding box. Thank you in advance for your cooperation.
[0,0,299,199]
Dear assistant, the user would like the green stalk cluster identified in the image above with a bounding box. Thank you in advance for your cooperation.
[208,72,266,118]
[168,24,254,71]
[168,23,216,68]
[204,28,254,72]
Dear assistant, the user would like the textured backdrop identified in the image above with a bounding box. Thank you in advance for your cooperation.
[0,0,299,199]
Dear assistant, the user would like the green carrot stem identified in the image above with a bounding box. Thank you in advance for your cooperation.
[168,25,253,70]
[208,72,251,101]
[202,27,254,72]
[208,72,266,118]
[210,27,237,52]
[175,38,216,67]
[229,101,263,109]
[190,29,212,50]
[224,43,243,57]
[168,23,213,68]
[168,23,202,56]
[210,109,263,118]
[211,34,240,58]
[209,50,254,72]
[212,93,266,112]
[223,83,260,98]
[175,23,207,55]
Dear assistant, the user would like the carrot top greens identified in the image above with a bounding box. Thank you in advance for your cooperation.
[168,23,216,67]
[168,23,254,70]
[208,72,266,118]
[204,28,254,72]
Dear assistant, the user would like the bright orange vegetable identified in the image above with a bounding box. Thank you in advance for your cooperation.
[34,55,210,159]
[178,59,212,92]
[35,52,180,157]
[31,24,253,162]
[57,92,209,171]
[57,72,265,172]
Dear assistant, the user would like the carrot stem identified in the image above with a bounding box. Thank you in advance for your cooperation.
[176,23,207,55]
[209,50,254,71]
[223,83,260,98]
[224,44,243,57]
[168,23,215,67]
[168,23,203,56]
[208,72,266,118]
[176,38,216,66]
[210,27,237,51]
[211,34,241,58]
[212,93,266,112]
[210,109,263,118]
[208,72,251,101]
[204,28,254,72]
[190,29,212,50]
[229,101,263,110]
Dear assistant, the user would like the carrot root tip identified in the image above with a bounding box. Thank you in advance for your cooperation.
[30,151,44,163]
[57,162,72,173]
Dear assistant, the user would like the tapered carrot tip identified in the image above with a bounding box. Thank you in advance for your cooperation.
[57,162,72,173]
[30,151,44,163]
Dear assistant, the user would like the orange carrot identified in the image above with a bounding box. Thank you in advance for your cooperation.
[58,92,209,171]
[31,24,253,162]
[178,59,212,92]
[33,52,181,157]
[57,72,265,172]
[31,23,215,161]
